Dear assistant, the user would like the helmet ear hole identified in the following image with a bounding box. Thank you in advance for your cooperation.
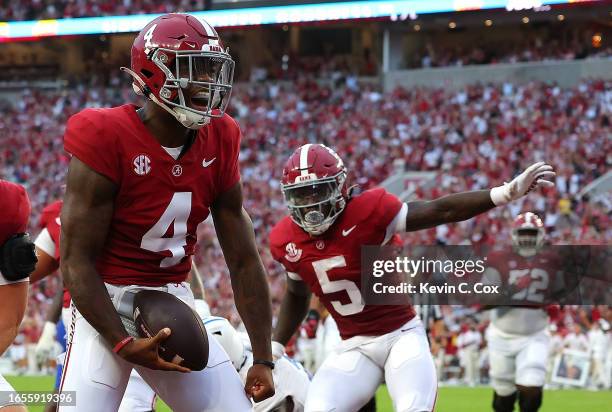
[140,68,154,78]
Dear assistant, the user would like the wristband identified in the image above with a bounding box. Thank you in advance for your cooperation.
[253,359,275,370]
[490,185,510,206]
[112,336,134,354]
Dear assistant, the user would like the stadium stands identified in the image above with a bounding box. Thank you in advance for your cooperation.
[0,0,209,21]
[0,44,609,383]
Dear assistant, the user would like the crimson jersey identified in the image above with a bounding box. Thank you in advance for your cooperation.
[39,200,71,307]
[0,180,30,245]
[64,104,241,286]
[270,188,415,340]
[485,249,564,305]
[39,200,62,261]
[486,249,564,335]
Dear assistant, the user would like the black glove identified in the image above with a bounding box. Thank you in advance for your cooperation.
[0,233,37,281]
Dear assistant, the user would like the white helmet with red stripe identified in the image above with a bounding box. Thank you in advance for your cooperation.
[511,212,545,257]
[281,144,348,235]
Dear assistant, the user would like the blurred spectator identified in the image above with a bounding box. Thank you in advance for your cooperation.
[408,30,611,69]
[457,323,482,387]
[0,0,207,21]
[587,321,609,389]
[564,324,590,352]
[0,68,609,381]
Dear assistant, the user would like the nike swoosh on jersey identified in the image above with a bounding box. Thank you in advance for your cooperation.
[202,158,216,167]
[342,225,357,236]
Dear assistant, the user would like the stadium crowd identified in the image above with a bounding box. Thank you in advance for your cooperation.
[409,33,611,69]
[424,305,611,389]
[0,0,210,21]
[0,67,610,383]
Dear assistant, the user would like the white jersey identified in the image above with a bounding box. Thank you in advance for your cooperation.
[564,332,590,352]
[203,315,311,412]
[588,328,608,360]
[238,351,310,412]
[486,325,549,395]
[457,330,482,351]
[490,307,548,336]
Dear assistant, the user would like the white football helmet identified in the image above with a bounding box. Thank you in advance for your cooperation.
[202,316,247,371]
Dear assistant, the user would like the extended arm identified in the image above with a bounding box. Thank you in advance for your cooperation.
[30,246,59,284]
[35,284,63,360]
[189,264,205,300]
[405,162,555,232]
[211,182,273,361]
[211,181,275,401]
[405,190,494,232]
[45,284,64,324]
[273,276,312,347]
[60,157,127,346]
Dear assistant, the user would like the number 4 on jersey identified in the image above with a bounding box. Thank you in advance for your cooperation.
[141,192,191,268]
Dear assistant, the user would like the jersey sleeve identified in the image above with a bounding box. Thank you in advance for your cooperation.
[0,181,30,245]
[38,206,51,229]
[370,189,404,243]
[38,202,57,229]
[269,224,302,281]
[383,203,408,244]
[269,229,286,265]
[64,110,121,184]
[218,116,242,194]
[34,228,56,257]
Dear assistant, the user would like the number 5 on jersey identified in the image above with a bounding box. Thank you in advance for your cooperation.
[141,192,191,268]
[312,256,365,316]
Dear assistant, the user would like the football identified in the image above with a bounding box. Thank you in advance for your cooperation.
[133,290,209,371]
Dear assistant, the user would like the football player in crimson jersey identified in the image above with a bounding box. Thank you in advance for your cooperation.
[59,14,274,411]
[269,144,556,412]
[483,213,561,412]
[29,200,67,412]
[0,179,37,412]
[31,199,213,412]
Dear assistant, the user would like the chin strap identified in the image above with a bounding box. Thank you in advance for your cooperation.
[120,67,208,129]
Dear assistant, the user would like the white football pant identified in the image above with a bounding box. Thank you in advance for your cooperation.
[304,317,437,412]
[118,370,157,412]
[486,324,549,396]
[58,282,252,412]
[0,374,24,408]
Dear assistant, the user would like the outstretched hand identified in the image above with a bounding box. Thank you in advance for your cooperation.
[491,162,556,206]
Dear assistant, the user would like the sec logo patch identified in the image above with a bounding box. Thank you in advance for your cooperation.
[133,154,151,176]
[285,242,302,263]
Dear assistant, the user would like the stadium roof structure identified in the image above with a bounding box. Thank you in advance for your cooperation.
[0,0,603,42]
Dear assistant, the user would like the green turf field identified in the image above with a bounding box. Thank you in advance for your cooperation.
[6,375,611,411]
